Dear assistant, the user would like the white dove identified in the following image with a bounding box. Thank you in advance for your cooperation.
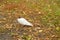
[17,17,33,26]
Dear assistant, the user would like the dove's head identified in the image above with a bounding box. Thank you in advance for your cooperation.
[18,16,21,18]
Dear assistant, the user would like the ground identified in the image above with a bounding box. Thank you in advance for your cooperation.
[0,0,60,40]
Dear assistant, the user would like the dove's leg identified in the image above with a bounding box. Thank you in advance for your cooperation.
[23,25,32,27]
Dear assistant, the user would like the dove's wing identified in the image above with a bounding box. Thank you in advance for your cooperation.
[17,18,33,26]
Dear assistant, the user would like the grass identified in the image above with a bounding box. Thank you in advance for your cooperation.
[0,0,60,40]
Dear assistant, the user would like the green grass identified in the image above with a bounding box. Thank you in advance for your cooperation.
[0,0,60,40]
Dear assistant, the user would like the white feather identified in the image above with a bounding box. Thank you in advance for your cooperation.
[17,18,33,26]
